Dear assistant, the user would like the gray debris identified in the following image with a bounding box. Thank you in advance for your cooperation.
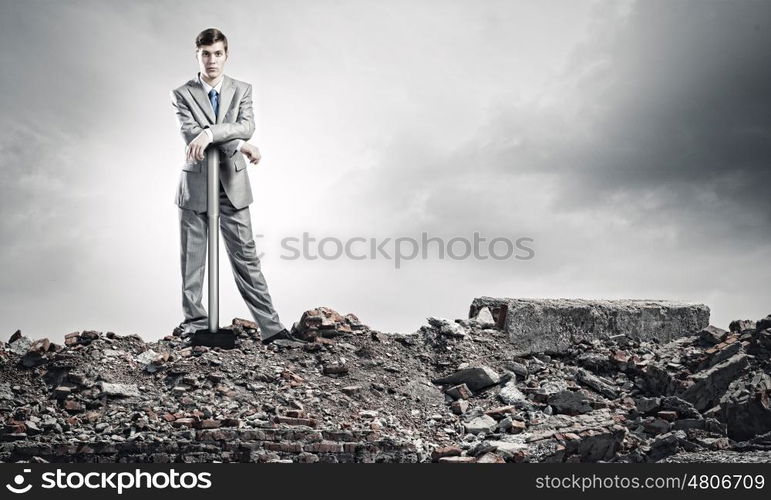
[99,383,140,398]
[433,366,501,392]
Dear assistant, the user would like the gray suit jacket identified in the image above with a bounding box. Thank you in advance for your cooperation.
[171,73,255,212]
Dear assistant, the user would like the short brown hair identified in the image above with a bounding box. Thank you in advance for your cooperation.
[195,28,228,53]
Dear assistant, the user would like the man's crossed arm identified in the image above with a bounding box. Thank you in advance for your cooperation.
[170,84,260,165]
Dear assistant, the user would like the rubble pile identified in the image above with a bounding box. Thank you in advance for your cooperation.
[1,304,770,463]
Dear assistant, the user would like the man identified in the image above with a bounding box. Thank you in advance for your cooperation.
[170,28,298,345]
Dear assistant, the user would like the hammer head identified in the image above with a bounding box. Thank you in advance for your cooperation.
[190,327,237,349]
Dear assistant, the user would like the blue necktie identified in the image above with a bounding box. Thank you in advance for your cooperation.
[208,89,219,119]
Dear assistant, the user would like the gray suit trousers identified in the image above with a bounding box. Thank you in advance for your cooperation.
[178,179,286,340]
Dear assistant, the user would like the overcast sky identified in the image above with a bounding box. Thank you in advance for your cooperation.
[1,0,769,341]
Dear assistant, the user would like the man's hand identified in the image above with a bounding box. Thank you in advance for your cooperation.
[241,143,262,165]
[186,130,213,163]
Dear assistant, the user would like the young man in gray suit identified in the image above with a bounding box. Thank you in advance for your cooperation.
[170,28,298,345]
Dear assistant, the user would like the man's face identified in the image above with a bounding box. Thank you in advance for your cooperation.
[196,41,228,80]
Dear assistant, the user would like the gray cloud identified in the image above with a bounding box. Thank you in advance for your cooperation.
[373,2,769,236]
[553,0,771,232]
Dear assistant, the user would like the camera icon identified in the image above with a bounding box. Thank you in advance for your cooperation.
[5,469,32,494]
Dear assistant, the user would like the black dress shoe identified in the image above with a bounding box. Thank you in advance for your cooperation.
[261,329,304,345]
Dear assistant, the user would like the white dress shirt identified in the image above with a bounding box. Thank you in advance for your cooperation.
[198,72,245,153]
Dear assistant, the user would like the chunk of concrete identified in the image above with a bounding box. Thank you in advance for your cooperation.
[469,297,710,355]
[99,382,140,398]
[679,353,750,412]
[432,365,500,392]
[464,414,497,435]
[498,381,528,405]
[473,307,496,328]
[717,371,771,441]
[547,390,593,415]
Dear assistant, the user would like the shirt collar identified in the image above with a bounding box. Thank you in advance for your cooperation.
[198,72,224,94]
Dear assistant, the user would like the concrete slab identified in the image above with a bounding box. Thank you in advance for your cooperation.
[469,297,710,355]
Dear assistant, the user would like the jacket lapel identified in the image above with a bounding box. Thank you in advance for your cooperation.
[216,76,235,124]
[185,73,236,125]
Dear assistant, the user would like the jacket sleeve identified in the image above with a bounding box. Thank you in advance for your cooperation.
[170,89,204,146]
[204,83,255,148]
[218,137,246,159]
[170,89,249,159]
